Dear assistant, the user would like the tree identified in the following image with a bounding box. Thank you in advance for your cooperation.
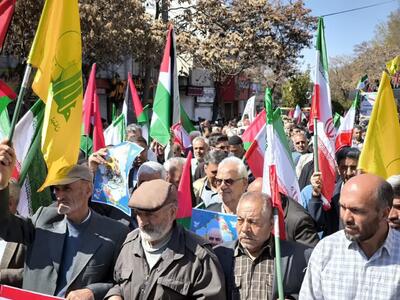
[281,70,312,107]
[175,0,316,118]
[328,8,400,110]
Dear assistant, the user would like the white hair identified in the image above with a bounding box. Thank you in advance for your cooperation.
[218,156,248,179]
[189,131,201,139]
[164,157,186,173]
[192,136,209,146]
[137,161,166,180]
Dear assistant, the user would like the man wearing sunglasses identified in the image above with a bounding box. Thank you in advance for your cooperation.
[105,179,226,300]
[207,157,248,214]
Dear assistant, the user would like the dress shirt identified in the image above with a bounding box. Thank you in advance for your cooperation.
[300,228,400,300]
[0,239,6,262]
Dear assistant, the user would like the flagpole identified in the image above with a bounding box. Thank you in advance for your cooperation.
[313,117,319,172]
[8,64,32,142]
[274,207,284,300]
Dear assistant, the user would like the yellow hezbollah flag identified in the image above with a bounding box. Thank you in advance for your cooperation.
[358,56,400,179]
[27,0,83,190]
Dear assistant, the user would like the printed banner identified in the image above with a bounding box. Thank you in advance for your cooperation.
[92,142,143,215]
[359,92,376,116]
[0,285,63,300]
[190,208,238,246]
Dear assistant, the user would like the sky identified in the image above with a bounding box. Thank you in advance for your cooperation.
[299,0,399,70]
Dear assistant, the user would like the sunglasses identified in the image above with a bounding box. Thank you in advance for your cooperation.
[215,177,244,186]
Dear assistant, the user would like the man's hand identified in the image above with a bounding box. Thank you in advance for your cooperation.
[66,288,94,300]
[88,148,108,173]
[0,140,15,190]
[310,171,322,197]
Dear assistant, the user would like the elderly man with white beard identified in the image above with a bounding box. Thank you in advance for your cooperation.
[105,179,226,300]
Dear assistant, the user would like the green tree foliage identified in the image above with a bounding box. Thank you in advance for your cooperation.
[281,70,312,107]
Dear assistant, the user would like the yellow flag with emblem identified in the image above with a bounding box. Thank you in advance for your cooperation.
[358,56,400,179]
[27,0,83,190]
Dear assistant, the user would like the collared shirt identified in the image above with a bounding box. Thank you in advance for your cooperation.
[0,238,6,262]
[233,240,274,300]
[300,228,400,300]
[200,180,222,208]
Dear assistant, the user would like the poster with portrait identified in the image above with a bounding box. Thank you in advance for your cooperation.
[92,142,143,215]
[190,208,238,246]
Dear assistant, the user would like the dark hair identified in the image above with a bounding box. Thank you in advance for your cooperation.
[128,136,148,147]
[375,180,394,209]
[204,150,228,165]
[208,134,222,148]
[216,135,228,144]
[354,125,363,131]
[335,147,360,163]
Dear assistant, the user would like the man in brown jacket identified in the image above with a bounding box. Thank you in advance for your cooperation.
[105,179,226,299]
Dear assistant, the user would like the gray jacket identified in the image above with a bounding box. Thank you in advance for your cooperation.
[0,188,129,300]
[105,223,227,299]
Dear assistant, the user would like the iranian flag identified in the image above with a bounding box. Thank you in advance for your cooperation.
[241,109,266,150]
[150,24,180,146]
[241,95,256,123]
[262,88,301,204]
[81,63,105,154]
[0,80,16,140]
[243,124,266,178]
[177,151,193,229]
[12,100,52,217]
[335,91,360,151]
[309,17,336,209]
[293,104,302,124]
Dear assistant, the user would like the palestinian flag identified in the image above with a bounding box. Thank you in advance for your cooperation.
[177,151,193,229]
[81,63,105,155]
[104,113,125,146]
[150,24,180,146]
[127,72,149,141]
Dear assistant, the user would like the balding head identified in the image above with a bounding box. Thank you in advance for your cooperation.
[236,192,273,256]
[342,174,393,210]
[340,174,392,254]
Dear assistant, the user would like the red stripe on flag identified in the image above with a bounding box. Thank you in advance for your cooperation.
[244,139,264,178]
[0,79,17,100]
[308,83,321,131]
[159,25,173,73]
[269,165,286,240]
[177,151,193,219]
[317,139,336,208]
[0,0,15,49]
[128,73,144,117]
[335,130,353,152]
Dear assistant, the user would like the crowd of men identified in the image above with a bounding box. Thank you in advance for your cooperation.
[0,114,399,300]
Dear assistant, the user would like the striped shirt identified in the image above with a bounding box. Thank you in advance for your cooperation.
[300,227,400,300]
[233,241,274,300]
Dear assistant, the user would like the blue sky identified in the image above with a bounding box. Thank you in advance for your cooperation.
[299,0,399,70]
